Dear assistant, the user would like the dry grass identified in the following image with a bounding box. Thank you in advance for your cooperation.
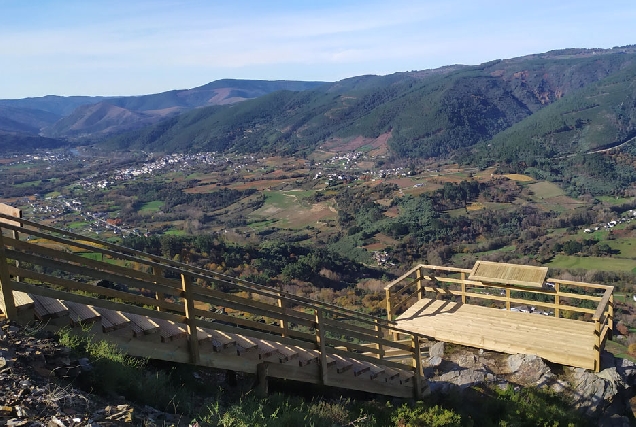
[503,174,534,182]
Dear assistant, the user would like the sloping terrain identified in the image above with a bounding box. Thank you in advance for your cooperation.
[0,80,326,144]
[103,47,636,157]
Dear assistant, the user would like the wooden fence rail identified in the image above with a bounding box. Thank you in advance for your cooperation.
[0,212,429,398]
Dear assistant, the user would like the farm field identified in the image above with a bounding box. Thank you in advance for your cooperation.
[139,200,164,213]
[250,190,336,229]
[547,255,636,272]
[607,237,636,258]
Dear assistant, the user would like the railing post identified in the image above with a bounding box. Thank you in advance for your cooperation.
[375,319,384,360]
[153,266,165,312]
[315,309,328,385]
[412,334,423,400]
[594,319,601,372]
[11,228,20,283]
[505,285,511,311]
[182,274,200,365]
[277,289,288,338]
[386,287,397,341]
[609,294,614,340]
[554,282,560,318]
[0,227,16,319]
[460,272,466,304]
[415,267,423,300]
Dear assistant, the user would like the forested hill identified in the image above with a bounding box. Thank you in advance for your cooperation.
[103,46,636,157]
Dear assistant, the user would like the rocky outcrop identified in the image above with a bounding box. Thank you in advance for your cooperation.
[423,343,636,423]
[0,320,185,426]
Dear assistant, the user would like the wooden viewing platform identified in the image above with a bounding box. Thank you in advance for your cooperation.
[0,202,616,402]
[385,262,614,371]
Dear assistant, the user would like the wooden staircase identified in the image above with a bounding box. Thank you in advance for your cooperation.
[0,209,429,399]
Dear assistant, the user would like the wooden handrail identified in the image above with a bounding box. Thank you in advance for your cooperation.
[0,215,431,380]
[593,287,614,321]
[0,214,394,329]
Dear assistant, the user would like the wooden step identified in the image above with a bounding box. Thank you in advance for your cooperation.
[92,307,130,333]
[124,313,159,336]
[327,354,353,373]
[353,363,371,377]
[31,295,67,320]
[293,348,319,366]
[197,328,237,352]
[368,363,386,380]
[0,290,34,313]
[257,341,279,359]
[153,319,187,342]
[64,301,100,326]
[231,334,259,354]
[270,343,300,363]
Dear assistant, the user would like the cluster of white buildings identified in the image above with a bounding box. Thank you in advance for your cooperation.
[583,209,636,233]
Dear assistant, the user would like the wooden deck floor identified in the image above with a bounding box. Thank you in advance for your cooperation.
[396,298,598,370]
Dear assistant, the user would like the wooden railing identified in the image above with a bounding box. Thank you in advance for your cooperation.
[0,212,429,398]
[385,264,614,369]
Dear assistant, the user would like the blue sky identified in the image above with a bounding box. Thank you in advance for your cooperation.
[1,0,635,99]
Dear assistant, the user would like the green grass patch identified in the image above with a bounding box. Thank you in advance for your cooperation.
[77,252,103,261]
[529,181,565,199]
[139,200,164,213]
[248,218,279,230]
[67,221,89,229]
[546,255,636,272]
[164,229,186,236]
[597,196,636,205]
[46,191,61,198]
[13,180,42,188]
[607,237,636,258]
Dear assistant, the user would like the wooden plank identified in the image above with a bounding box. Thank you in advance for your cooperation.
[316,309,328,384]
[181,274,199,364]
[593,287,614,321]
[469,261,547,288]
[394,298,599,369]
[191,316,317,350]
[11,281,185,323]
[7,238,180,291]
[32,294,67,320]
[8,266,182,313]
[7,249,182,298]
[124,312,159,336]
[0,229,16,318]
[0,204,21,228]
[322,319,411,352]
[92,307,130,333]
[64,301,101,325]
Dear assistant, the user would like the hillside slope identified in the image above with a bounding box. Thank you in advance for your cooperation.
[41,80,326,140]
[103,47,636,156]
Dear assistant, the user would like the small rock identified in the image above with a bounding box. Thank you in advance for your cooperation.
[507,354,553,386]
[598,414,631,427]
[7,419,28,427]
[19,379,31,388]
[78,358,92,372]
[428,356,443,367]
[429,342,445,358]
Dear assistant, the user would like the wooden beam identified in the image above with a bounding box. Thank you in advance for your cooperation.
[412,335,423,400]
[0,228,16,319]
[315,309,328,385]
[415,267,423,301]
[181,274,199,365]
[277,290,288,338]
[154,266,165,312]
